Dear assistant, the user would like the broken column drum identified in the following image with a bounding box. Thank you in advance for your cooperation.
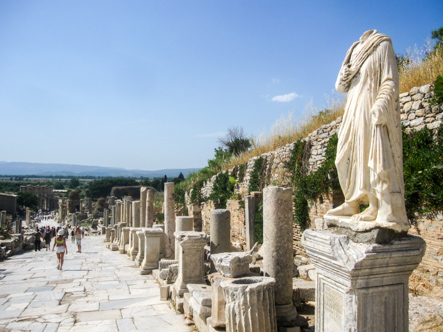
[263,186,297,326]
[221,276,277,332]
[103,208,109,227]
[140,228,163,275]
[174,231,208,297]
[174,216,194,260]
[210,209,231,273]
[164,182,176,258]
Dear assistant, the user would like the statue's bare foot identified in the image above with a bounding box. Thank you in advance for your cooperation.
[326,202,359,217]
[351,206,377,221]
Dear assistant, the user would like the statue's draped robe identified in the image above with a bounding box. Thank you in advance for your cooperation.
[335,30,407,223]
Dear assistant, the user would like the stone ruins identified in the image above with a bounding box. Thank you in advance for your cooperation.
[0,30,441,331]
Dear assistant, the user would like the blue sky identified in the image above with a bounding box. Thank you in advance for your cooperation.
[1,0,442,171]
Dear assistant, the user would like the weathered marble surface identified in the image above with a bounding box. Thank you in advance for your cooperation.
[211,252,252,278]
[326,29,409,233]
[303,229,426,332]
[221,276,277,332]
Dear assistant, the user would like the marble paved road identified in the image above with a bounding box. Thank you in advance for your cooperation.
[0,234,192,332]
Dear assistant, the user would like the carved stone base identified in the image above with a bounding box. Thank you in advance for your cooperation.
[221,277,277,332]
[303,229,426,332]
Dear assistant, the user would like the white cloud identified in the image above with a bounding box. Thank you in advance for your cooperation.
[272,92,299,102]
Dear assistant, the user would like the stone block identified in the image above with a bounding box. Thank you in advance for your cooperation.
[160,285,169,301]
[211,252,252,278]
[278,327,300,332]
[187,284,212,307]
[292,279,316,304]
[184,292,193,319]
[297,264,316,281]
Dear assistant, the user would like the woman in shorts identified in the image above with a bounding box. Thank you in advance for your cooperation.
[52,230,68,270]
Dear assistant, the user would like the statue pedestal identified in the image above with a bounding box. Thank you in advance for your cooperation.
[303,229,425,332]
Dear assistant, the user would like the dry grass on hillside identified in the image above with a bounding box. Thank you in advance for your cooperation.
[226,98,345,169]
[223,41,443,172]
[399,43,443,93]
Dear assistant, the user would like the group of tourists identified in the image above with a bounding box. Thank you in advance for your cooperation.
[34,225,85,271]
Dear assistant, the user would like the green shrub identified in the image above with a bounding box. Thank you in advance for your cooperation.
[254,200,264,244]
[208,171,234,208]
[249,157,264,192]
[431,75,443,105]
[403,123,443,218]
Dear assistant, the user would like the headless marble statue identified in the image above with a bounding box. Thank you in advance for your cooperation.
[325,30,409,232]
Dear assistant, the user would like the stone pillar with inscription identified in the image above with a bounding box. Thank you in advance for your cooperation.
[304,230,425,331]
[173,231,208,297]
[140,228,163,275]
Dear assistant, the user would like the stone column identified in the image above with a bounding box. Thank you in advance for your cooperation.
[304,230,426,332]
[128,228,139,260]
[128,201,132,227]
[26,208,31,225]
[263,186,297,327]
[103,208,109,227]
[174,216,194,260]
[140,187,147,228]
[146,189,154,228]
[164,182,176,258]
[189,203,202,232]
[119,227,130,254]
[115,200,122,223]
[132,201,140,228]
[140,228,163,275]
[110,205,116,226]
[221,277,277,332]
[245,191,262,251]
[15,216,21,233]
[173,231,208,297]
[135,230,145,267]
[210,209,231,273]
[0,211,6,229]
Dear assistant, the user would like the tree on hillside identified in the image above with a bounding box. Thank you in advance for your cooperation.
[54,182,65,189]
[432,27,443,49]
[218,127,251,156]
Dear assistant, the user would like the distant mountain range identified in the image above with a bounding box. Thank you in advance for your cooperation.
[0,161,200,178]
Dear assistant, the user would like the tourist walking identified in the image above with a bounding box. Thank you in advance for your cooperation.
[34,228,42,251]
[44,229,51,251]
[52,230,68,270]
[74,226,84,253]
[71,228,75,243]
